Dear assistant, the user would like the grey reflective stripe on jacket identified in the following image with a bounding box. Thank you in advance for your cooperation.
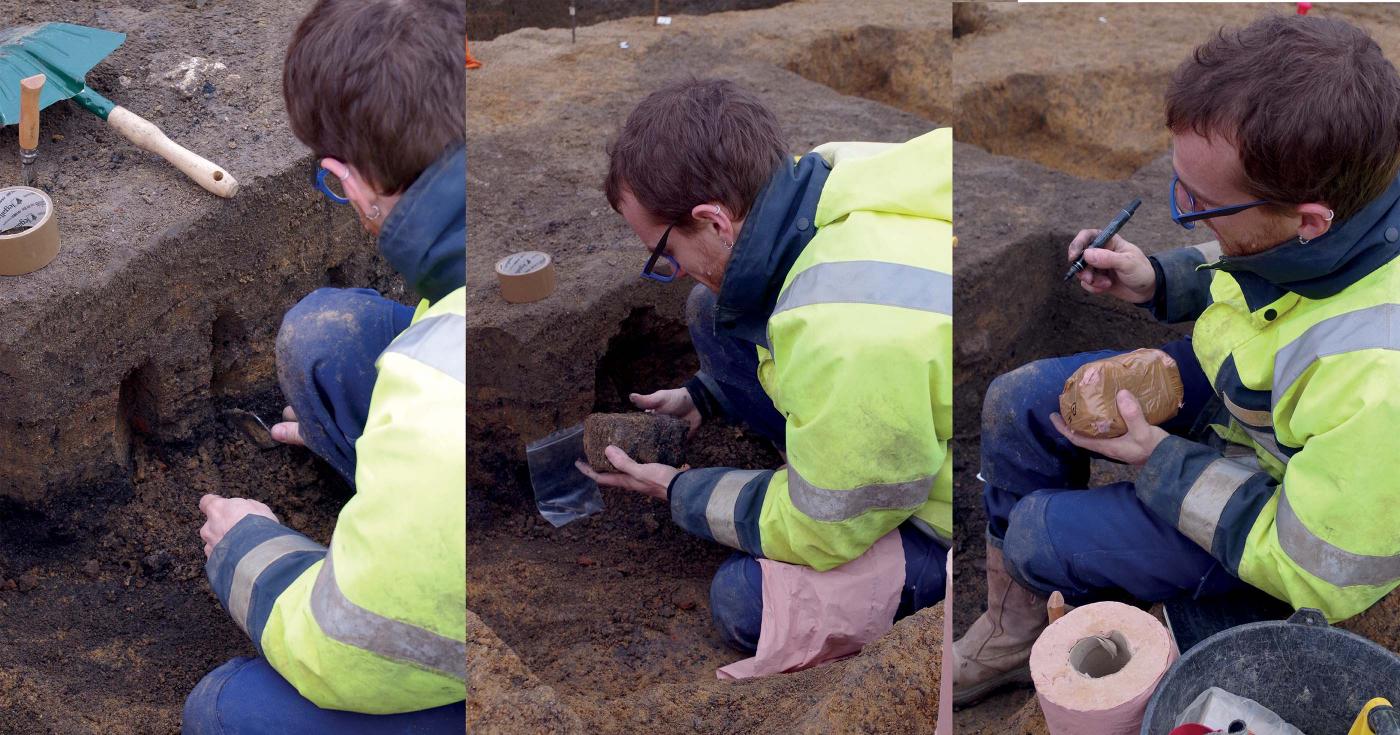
[382,313,465,384]
[788,466,931,523]
[1277,488,1400,588]
[1273,303,1400,409]
[771,260,952,318]
[227,534,326,636]
[309,552,467,681]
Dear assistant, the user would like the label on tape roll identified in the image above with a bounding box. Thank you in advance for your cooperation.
[496,251,552,276]
[0,188,48,235]
[495,250,557,304]
[0,186,60,276]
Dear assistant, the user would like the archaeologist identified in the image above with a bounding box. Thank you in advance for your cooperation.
[577,78,952,666]
[185,0,465,730]
[955,15,1400,707]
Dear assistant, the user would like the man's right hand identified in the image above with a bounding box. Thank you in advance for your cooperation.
[1068,229,1157,304]
[631,389,702,434]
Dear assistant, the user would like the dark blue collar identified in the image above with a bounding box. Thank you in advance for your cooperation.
[712,154,831,348]
[377,144,466,303]
[1205,175,1400,311]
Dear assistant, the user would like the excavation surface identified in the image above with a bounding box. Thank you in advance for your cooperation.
[0,0,403,731]
[953,4,1400,731]
[467,2,950,731]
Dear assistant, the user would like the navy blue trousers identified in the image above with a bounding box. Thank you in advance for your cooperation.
[186,289,448,732]
[274,287,415,485]
[981,338,1244,605]
[687,285,948,653]
[182,657,464,734]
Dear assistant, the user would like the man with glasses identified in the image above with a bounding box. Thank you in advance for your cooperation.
[580,79,952,671]
[954,14,1400,706]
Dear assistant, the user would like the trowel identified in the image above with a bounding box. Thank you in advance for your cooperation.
[222,409,279,451]
[18,73,42,186]
[0,22,239,198]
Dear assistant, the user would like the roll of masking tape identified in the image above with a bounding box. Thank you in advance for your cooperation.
[495,251,556,303]
[0,186,59,276]
[1031,601,1178,735]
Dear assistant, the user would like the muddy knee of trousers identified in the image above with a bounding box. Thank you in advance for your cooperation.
[709,553,764,654]
[1002,492,1068,598]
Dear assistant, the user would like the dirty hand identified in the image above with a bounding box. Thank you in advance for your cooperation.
[198,495,280,557]
[270,405,304,446]
[574,446,681,500]
[631,389,701,434]
[1050,390,1169,466]
[1068,229,1156,304]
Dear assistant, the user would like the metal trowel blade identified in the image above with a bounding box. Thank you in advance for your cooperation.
[222,409,279,450]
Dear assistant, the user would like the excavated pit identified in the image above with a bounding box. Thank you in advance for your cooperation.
[953,5,1400,731]
[468,0,794,42]
[0,0,422,730]
[467,2,950,731]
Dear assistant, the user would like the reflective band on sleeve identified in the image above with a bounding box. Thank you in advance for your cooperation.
[705,470,763,550]
[1177,458,1258,550]
[1239,424,1291,466]
[771,261,951,317]
[383,313,465,384]
[1273,303,1400,408]
[1277,488,1400,588]
[788,468,930,522]
[1222,392,1272,428]
[310,553,467,681]
[228,534,325,636]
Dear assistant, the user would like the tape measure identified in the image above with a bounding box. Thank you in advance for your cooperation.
[495,250,556,304]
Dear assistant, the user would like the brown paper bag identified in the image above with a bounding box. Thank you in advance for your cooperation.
[1058,348,1184,438]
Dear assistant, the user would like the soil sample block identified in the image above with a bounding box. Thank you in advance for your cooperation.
[1059,348,1184,438]
[584,412,688,472]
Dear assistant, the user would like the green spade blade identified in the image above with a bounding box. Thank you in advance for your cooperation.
[0,22,126,125]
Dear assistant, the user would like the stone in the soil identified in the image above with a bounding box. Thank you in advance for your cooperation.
[467,610,585,734]
[583,413,688,473]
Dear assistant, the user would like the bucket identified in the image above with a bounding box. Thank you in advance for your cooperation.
[1142,609,1400,735]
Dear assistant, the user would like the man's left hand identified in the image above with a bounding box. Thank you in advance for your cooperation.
[199,495,280,557]
[575,446,681,500]
[1050,389,1169,466]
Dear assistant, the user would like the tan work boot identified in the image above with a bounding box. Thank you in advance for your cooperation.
[951,543,1048,708]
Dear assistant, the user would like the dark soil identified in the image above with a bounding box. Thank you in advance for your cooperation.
[583,412,689,472]
[0,391,349,734]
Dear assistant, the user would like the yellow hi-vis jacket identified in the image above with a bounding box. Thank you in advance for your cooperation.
[670,129,953,570]
[207,290,466,711]
[1139,175,1400,621]
[206,145,466,712]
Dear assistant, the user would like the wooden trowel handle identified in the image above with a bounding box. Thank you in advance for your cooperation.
[107,106,239,198]
[19,74,44,151]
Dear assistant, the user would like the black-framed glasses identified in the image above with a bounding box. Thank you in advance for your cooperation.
[641,223,680,283]
[1170,173,1269,230]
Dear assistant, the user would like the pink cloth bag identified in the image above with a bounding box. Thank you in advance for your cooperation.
[716,531,906,680]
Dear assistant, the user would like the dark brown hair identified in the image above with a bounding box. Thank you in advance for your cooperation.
[284,0,465,195]
[1166,15,1400,220]
[605,79,788,228]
